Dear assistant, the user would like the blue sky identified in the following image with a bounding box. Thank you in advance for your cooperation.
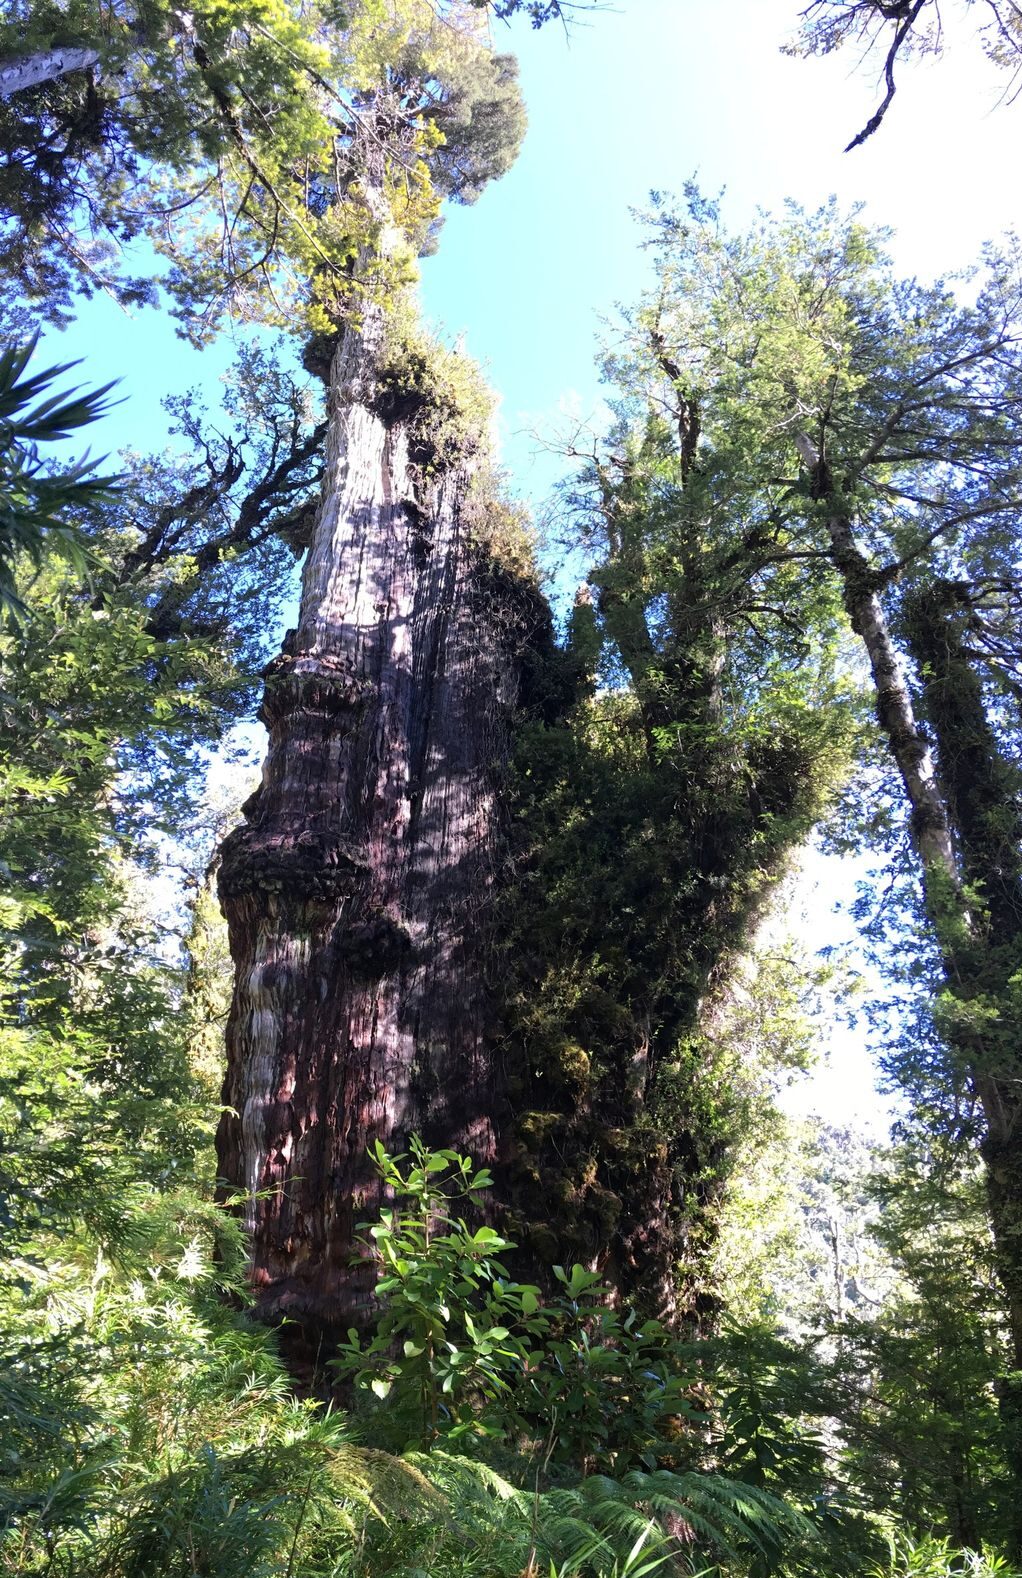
[419,0,1021,501]
[38,0,1022,1128]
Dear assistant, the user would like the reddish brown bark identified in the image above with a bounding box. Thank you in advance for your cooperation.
[216,313,519,1335]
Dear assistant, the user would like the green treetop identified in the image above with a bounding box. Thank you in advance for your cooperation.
[0,0,527,338]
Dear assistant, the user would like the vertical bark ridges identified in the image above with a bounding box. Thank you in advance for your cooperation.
[215,315,530,1341]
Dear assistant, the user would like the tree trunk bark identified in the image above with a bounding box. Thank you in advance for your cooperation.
[215,307,520,1340]
[792,432,957,878]
[796,422,1022,1552]
[0,46,100,98]
[901,581,1022,1555]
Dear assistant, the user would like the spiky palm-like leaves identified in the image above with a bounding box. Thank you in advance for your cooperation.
[0,336,118,618]
[871,1536,1022,1578]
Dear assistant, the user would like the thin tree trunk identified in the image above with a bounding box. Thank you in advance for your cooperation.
[796,426,1022,1551]
[0,46,100,98]
[792,432,956,877]
[215,302,521,1341]
[901,580,1022,1555]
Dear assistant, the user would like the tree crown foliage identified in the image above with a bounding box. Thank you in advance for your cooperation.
[0,0,526,337]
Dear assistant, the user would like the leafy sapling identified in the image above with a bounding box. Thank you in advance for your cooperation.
[332,1136,545,1449]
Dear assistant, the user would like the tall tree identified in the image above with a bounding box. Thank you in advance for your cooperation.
[0,0,525,333]
[208,11,858,1340]
[632,188,1022,1537]
[211,1,532,1344]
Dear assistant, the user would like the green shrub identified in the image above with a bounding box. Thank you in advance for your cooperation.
[506,1264,707,1476]
[332,1137,545,1449]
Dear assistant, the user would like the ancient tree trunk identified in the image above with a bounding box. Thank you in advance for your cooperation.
[216,312,518,1338]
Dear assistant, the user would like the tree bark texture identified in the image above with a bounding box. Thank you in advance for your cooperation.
[0,46,100,98]
[216,314,521,1337]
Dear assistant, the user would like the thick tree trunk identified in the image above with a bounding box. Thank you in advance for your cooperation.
[215,310,519,1338]
[0,46,100,98]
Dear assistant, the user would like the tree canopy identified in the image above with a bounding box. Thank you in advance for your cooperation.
[3,4,1022,1578]
[0,0,526,335]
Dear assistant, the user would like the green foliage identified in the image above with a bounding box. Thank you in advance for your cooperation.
[719,1113,1018,1559]
[0,0,336,325]
[0,1066,819,1578]
[0,335,119,618]
[329,1139,837,1573]
[0,562,249,1004]
[558,199,1022,1525]
[422,47,526,208]
[334,1137,543,1449]
[832,1153,1012,1551]
[497,283,860,1304]
[0,1080,442,1578]
[335,1140,707,1475]
[181,849,240,1100]
[346,1445,806,1577]
[372,311,495,477]
[0,0,526,336]
[509,1265,708,1476]
[870,1535,1022,1578]
[0,341,317,1019]
[710,1328,829,1497]
[3,14,1022,1574]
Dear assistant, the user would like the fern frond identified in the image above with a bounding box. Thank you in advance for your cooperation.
[345,1450,810,1578]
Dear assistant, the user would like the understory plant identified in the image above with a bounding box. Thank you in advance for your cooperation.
[332,1138,827,1575]
[871,1536,1022,1578]
[332,1137,545,1449]
[333,1139,709,1474]
[0,1023,969,1578]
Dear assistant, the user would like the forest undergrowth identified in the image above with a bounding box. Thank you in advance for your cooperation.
[3,0,1022,1574]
